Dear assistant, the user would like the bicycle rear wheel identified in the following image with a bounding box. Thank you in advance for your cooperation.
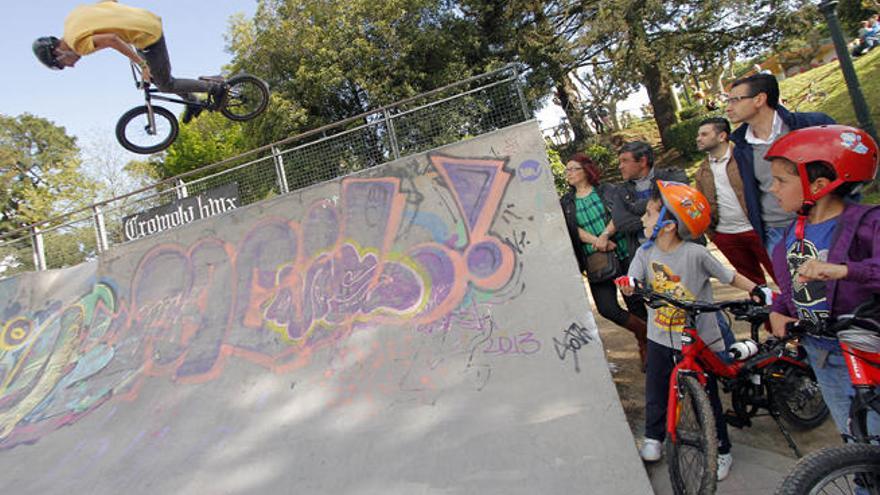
[115,105,179,154]
[775,444,880,495]
[220,74,269,121]
[667,374,718,495]
[769,363,829,431]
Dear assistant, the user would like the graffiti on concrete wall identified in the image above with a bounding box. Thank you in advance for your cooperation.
[0,153,544,449]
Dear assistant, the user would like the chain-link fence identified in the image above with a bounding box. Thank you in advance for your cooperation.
[0,65,530,278]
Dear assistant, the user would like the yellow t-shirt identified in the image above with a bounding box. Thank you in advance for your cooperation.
[63,0,163,55]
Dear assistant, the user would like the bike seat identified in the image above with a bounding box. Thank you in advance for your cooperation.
[199,75,225,83]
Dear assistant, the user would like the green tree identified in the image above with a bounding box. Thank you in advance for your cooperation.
[226,0,479,140]
[163,112,249,178]
[577,0,819,148]
[0,113,95,234]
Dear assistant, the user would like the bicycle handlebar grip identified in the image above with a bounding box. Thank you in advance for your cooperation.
[749,284,776,306]
[785,319,821,336]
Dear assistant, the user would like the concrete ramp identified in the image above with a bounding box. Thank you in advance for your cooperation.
[0,121,652,494]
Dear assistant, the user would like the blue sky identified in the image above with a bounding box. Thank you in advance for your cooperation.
[1,1,257,158]
[0,1,644,168]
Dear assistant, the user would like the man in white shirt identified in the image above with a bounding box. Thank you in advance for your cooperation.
[694,117,777,286]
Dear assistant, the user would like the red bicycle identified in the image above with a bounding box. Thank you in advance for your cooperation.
[776,300,880,495]
[633,282,828,495]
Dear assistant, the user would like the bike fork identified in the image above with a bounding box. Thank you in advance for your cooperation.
[144,101,157,136]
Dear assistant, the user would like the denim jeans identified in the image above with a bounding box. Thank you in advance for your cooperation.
[139,35,215,97]
[802,338,880,439]
[717,313,735,350]
[763,225,788,260]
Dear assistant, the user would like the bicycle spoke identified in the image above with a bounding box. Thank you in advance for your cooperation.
[824,475,854,494]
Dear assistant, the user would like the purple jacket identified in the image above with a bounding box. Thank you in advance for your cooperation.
[771,203,880,318]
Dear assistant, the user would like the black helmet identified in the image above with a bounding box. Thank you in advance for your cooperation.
[33,36,63,70]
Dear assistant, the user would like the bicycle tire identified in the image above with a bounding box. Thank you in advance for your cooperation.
[769,363,829,431]
[220,74,269,121]
[115,105,179,154]
[775,444,880,495]
[667,374,718,495]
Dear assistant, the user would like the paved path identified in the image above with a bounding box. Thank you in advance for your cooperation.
[645,443,796,494]
[585,242,841,494]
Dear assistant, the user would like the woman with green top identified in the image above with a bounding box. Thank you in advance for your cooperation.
[561,153,648,369]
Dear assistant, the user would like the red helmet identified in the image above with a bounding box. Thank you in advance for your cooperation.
[657,181,711,240]
[764,125,879,204]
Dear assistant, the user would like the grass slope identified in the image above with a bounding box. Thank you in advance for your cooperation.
[778,47,880,127]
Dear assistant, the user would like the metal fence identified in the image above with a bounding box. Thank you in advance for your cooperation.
[0,65,531,278]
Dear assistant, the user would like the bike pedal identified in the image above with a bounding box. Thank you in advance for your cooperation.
[723,413,750,428]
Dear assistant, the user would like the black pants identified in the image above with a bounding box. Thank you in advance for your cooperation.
[644,340,731,455]
[139,35,214,98]
[620,256,647,322]
[589,279,635,327]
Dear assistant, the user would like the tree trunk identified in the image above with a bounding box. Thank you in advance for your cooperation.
[642,60,678,149]
[624,5,678,149]
[555,77,592,145]
[608,101,620,131]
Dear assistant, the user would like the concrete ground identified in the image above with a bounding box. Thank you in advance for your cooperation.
[587,243,843,494]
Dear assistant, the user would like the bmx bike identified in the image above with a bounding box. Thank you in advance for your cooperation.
[115,63,269,154]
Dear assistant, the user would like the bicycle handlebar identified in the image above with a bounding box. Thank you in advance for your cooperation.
[631,281,767,323]
[784,318,845,339]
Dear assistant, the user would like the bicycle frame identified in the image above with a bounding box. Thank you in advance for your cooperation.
[129,63,209,136]
[840,342,880,443]
[665,312,740,443]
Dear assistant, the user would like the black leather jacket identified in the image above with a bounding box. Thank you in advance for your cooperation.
[607,167,688,262]
[560,183,617,274]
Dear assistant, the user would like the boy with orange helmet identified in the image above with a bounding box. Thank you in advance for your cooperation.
[617,181,769,481]
[765,124,880,439]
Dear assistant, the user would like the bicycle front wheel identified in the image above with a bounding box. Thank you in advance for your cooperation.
[667,374,718,495]
[220,74,269,121]
[115,105,179,154]
[775,444,880,495]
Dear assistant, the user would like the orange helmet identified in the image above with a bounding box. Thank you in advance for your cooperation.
[764,125,879,205]
[657,180,711,240]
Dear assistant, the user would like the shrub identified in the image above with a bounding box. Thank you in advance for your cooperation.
[583,142,615,172]
[546,146,569,196]
[547,142,618,196]
[663,112,721,160]
[678,104,706,121]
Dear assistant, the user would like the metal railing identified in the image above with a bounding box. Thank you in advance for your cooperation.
[0,65,531,278]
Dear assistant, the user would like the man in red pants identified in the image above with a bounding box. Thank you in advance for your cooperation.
[694,117,777,286]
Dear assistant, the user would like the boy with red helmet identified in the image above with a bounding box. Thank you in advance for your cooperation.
[617,181,769,480]
[766,124,880,438]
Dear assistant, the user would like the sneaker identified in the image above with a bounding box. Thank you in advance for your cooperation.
[208,83,228,111]
[717,452,733,481]
[181,103,202,124]
[640,438,662,462]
